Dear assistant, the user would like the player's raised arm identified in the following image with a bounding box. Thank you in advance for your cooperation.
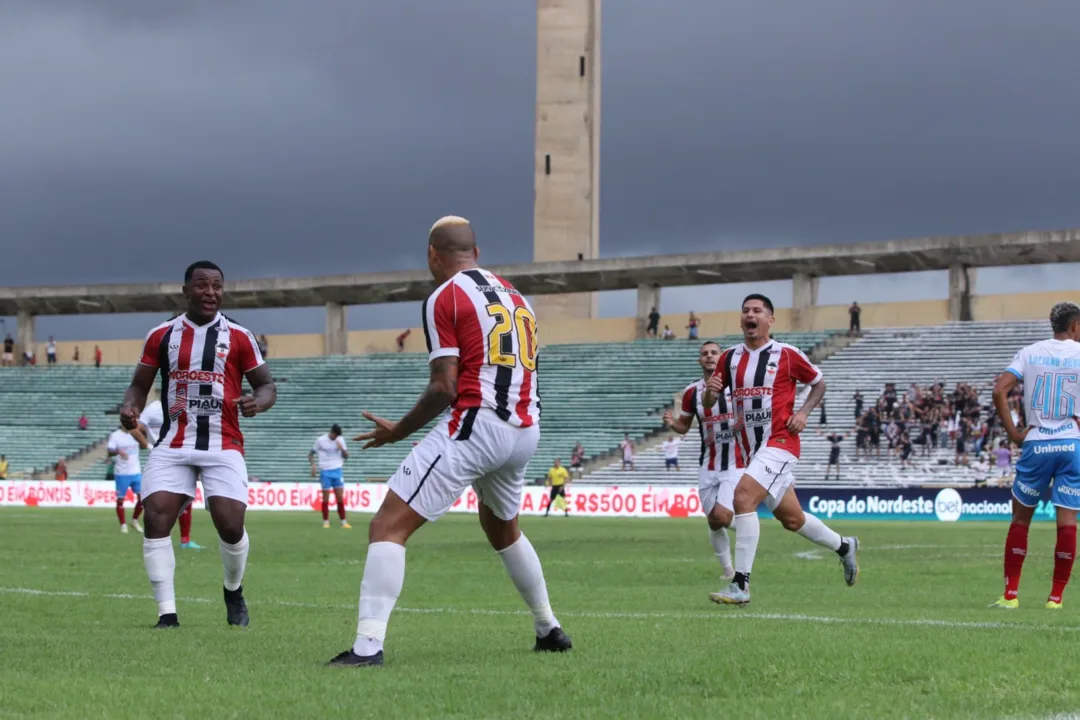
[359,357,460,449]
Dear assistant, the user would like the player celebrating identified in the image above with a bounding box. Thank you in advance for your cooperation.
[327,216,569,668]
[704,294,858,605]
[991,302,1080,610]
[141,397,201,549]
[107,423,149,534]
[312,424,351,529]
[663,341,738,584]
[120,260,276,629]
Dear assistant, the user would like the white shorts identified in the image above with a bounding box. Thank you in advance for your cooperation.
[1,352,12,363]
[698,467,737,513]
[143,447,250,505]
[389,409,539,522]
[744,446,798,504]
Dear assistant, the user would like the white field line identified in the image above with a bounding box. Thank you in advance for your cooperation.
[2,586,1079,634]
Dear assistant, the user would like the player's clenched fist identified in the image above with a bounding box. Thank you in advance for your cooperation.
[662,409,674,427]
[235,394,259,417]
[119,406,139,430]
[706,375,725,395]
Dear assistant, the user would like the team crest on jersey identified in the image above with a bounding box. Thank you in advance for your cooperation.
[766,361,778,375]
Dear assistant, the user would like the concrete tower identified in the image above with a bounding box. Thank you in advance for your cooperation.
[532,0,601,323]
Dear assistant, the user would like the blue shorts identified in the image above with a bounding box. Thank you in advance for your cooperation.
[1013,440,1080,510]
[319,468,344,490]
[665,458,679,469]
[115,474,142,499]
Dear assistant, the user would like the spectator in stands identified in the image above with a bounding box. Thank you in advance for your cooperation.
[852,390,864,420]
[620,434,635,471]
[646,307,660,338]
[848,301,862,336]
[0,454,7,479]
[78,413,88,431]
[1,334,13,366]
[662,325,675,340]
[46,336,57,365]
[955,417,972,466]
[992,442,1014,480]
[824,430,844,480]
[819,400,828,426]
[570,442,585,479]
[863,408,881,459]
[662,435,681,471]
[686,312,700,340]
[396,329,411,352]
[94,345,102,368]
[854,420,869,461]
[54,459,67,481]
[22,348,35,366]
[899,432,914,469]
[72,346,80,363]
[258,334,269,358]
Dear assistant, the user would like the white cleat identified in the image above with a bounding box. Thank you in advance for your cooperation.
[131,519,143,534]
[839,537,860,586]
[120,524,129,534]
[710,581,750,606]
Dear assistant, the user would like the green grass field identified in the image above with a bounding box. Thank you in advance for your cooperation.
[2,508,1079,719]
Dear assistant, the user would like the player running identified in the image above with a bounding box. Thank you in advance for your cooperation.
[663,341,738,584]
[327,216,570,668]
[107,423,149,534]
[140,398,202,549]
[120,260,276,629]
[703,294,859,605]
[991,302,1080,610]
[312,424,351,529]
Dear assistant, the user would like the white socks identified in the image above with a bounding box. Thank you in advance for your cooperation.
[353,542,407,657]
[143,536,176,617]
[733,512,760,576]
[796,513,843,552]
[709,527,733,573]
[498,533,559,637]
[219,531,250,591]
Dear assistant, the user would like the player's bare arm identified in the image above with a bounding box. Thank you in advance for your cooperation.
[702,374,724,411]
[236,364,277,418]
[992,372,1028,445]
[789,380,827,434]
[663,408,692,435]
[356,357,459,449]
[120,363,156,430]
[130,426,150,450]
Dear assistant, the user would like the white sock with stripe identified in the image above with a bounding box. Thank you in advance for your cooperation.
[353,541,406,657]
[219,531,249,591]
[143,536,176,617]
[796,513,843,551]
[733,512,760,579]
[498,533,559,637]
[709,527,733,573]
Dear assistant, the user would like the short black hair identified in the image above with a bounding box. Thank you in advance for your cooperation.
[700,341,720,350]
[331,423,342,435]
[743,293,774,315]
[1050,302,1080,334]
[184,261,224,285]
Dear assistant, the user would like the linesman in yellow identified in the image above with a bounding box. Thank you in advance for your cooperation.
[544,458,570,517]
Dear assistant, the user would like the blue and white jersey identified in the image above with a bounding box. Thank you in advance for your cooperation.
[1006,338,1080,443]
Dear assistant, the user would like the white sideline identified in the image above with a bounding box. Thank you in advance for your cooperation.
[3,586,1080,634]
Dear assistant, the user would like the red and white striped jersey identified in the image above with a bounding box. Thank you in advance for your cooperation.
[679,378,741,472]
[138,313,265,454]
[423,268,540,435]
[712,341,822,460]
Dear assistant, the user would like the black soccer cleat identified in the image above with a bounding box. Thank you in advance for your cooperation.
[152,613,180,630]
[326,649,385,668]
[534,627,572,653]
[223,586,249,627]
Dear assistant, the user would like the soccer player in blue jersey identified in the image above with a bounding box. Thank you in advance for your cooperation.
[991,302,1080,610]
[310,424,351,529]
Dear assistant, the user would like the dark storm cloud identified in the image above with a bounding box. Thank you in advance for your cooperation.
[2,0,1080,339]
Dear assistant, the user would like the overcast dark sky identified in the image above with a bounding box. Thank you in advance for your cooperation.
[3,0,1080,340]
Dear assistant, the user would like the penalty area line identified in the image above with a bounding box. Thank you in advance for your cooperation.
[1,586,1078,634]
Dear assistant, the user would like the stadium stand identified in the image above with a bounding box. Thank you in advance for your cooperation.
[588,320,1049,487]
[0,365,131,477]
